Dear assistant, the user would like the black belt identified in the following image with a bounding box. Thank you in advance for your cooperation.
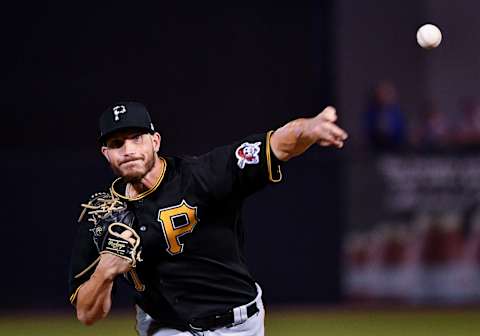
[189,301,259,331]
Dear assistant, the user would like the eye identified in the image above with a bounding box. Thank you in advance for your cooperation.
[107,139,124,149]
[132,134,143,143]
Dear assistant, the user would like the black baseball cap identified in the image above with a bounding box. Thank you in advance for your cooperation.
[99,101,155,144]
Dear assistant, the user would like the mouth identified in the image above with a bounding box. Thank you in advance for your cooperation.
[120,158,142,166]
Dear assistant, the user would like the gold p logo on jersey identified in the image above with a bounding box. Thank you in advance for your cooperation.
[157,200,198,255]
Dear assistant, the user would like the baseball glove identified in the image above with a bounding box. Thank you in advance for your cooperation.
[78,190,143,267]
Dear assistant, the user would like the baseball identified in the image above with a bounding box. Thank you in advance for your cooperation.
[416,24,442,49]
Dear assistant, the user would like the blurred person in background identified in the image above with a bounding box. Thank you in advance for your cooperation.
[410,101,450,152]
[364,81,407,152]
[452,97,480,150]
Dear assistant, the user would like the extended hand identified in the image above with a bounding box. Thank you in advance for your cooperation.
[270,106,348,161]
[312,106,348,148]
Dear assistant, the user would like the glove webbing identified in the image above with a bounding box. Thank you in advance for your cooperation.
[78,189,126,224]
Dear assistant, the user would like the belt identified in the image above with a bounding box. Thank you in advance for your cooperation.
[189,301,259,331]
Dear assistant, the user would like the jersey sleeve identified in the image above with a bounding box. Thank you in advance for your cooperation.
[67,212,101,305]
[190,131,283,200]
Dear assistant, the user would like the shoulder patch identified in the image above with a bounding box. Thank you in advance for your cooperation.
[235,142,261,169]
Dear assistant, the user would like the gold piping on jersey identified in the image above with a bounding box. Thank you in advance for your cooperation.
[69,284,84,304]
[266,130,283,183]
[111,156,167,201]
[129,270,146,291]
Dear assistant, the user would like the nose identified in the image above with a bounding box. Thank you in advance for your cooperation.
[122,138,136,155]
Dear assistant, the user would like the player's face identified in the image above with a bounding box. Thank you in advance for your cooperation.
[101,129,161,182]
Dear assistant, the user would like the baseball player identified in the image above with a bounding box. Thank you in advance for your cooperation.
[68,101,348,335]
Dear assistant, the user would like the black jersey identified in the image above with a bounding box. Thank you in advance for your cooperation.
[68,132,282,329]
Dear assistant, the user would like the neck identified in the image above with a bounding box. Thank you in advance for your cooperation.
[128,156,164,196]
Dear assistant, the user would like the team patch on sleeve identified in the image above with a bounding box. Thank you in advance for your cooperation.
[235,142,261,169]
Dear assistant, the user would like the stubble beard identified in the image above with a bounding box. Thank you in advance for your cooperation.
[112,149,156,183]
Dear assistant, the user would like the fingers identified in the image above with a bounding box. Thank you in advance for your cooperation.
[317,139,344,148]
[120,230,132,238]
[120,230,136,245]
[317,136,344,148]
[312,106,348,148]
[318,140,331,147]
[318,106,337,122]
[325,122,348,141]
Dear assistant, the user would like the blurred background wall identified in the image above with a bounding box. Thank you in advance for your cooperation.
[338,0,480,304]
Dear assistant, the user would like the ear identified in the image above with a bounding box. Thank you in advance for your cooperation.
[152,132,161,152]
[101,146,111,162]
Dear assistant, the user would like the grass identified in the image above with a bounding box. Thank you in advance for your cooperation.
[266,309,480,336]
[1,309,480,335]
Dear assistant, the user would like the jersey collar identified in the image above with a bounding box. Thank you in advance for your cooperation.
[110,156,167,201]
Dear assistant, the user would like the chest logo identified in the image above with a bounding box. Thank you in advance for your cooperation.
[235,142,261,169]
[157,200,198,255]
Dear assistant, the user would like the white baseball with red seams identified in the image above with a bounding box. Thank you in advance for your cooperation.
[416,24,442,49]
